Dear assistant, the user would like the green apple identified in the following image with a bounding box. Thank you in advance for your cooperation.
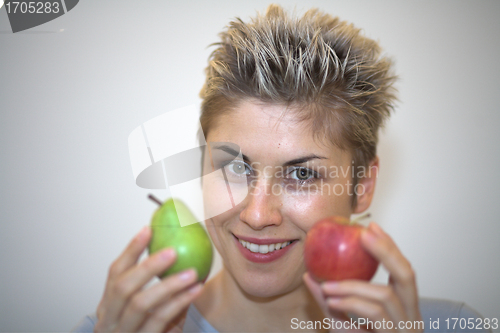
[148,196,213,282]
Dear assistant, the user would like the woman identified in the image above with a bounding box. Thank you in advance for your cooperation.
[73,4,487,333]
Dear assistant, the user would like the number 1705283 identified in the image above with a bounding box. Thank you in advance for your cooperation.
[5,1,60,14]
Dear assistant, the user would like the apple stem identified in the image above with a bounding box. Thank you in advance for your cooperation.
[352,212,371,224]
[148,194,162,207]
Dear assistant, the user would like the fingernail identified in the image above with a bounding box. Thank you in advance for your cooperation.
[159,248,175,261]
[362,229,377,243]
[189,283,202,293]
[327,297,341,305]
[321,282,338,292]
[137,226,149,241]
[369,222,384,236]
[179,269,196,281]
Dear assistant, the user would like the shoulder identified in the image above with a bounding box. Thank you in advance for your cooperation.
[68,305,218,333]
[419,297,491,333]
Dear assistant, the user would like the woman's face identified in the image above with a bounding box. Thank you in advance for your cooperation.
[202,100,357,298]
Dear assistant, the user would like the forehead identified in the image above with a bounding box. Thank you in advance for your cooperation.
[211,101,305,138]
[206,100,348,163]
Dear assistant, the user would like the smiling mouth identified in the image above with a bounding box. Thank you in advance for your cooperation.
[234,236,296,254]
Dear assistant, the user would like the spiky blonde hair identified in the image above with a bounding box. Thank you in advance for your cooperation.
[199,4,397,204]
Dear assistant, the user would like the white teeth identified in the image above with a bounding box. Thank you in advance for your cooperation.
[249,243,259,252]
[239,238,293,253]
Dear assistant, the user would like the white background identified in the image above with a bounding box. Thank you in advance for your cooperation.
[1,1,499,331]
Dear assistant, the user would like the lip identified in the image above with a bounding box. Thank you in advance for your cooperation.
[233,234,296,245]
[233,234,298,263]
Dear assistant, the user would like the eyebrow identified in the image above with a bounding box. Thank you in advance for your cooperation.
[211,144,327,166]
[212,144,250,162]
[282,154,328,167]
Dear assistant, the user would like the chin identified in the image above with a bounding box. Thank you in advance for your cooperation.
[233,270,302,299]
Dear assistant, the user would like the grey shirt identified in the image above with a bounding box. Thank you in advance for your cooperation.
[71,298,492,332]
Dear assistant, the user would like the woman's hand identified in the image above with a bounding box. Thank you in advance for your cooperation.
[94,226,203,333]
[304,222,423,333]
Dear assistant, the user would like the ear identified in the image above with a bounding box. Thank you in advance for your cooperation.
[353,156,379,214]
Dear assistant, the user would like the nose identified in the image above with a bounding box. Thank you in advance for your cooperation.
[239,177,283,230]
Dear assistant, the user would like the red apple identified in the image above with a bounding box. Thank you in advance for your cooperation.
[304,216,379,282]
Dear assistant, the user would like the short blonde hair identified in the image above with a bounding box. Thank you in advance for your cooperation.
[199,4,397,205]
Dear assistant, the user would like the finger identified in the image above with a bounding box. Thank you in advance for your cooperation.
[326,296,392,333]
[139,283,203,333]
[303,273,349,322]
[116,268,198,331]
[322,280,407,324]
[95,226,152,331]
[103,248,177,330]
[361,223,420,320]
[362,223,411,280]
[108,226,152,281]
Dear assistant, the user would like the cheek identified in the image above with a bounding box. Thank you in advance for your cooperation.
[201,150,249,220]
[203,214,226,256]
[204,207,240,262]
[203,186,240,255]
[282,189,353,231]
[204,217,220,248]
[202,167,237,219]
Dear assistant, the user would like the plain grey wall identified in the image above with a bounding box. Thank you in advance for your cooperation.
[1,1,499,331]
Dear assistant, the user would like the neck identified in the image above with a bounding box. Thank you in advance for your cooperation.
[196,267,327,333]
